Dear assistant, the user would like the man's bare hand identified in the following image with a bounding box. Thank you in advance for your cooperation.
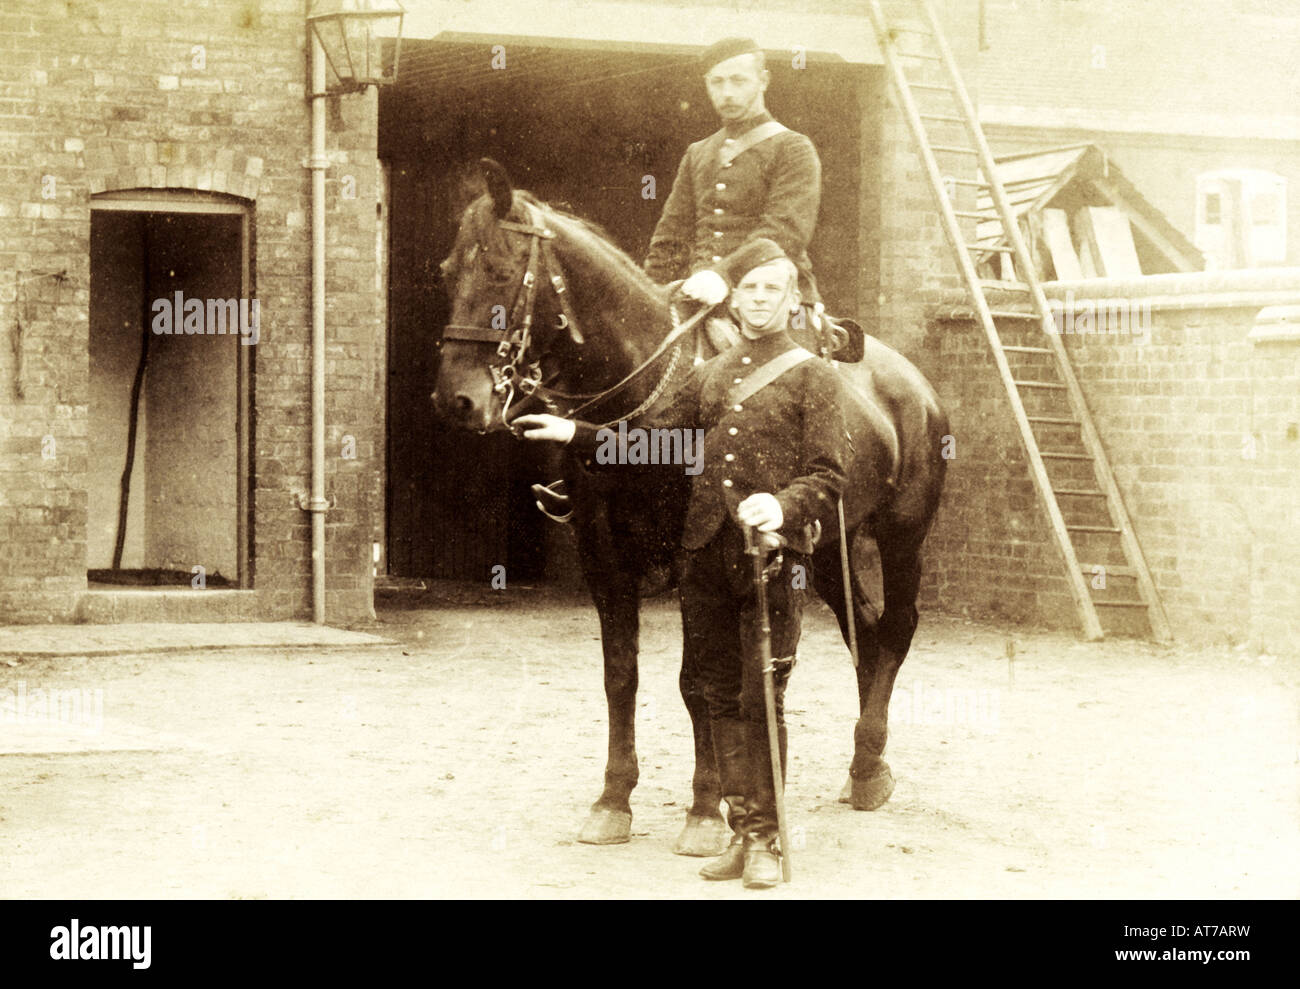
[511,414,576,444]
[681,269,729,306]
[737,492,783,532]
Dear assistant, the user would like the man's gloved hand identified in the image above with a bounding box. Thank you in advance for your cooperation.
[680,269,730,306]
[511,414,576,444]
[737,492,783,532]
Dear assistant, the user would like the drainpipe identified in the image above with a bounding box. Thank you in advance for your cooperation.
[307,32,330,623]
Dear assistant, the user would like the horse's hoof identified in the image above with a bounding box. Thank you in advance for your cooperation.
[849,766,895,811]
[578,808,632,845]
[673,814,729,857]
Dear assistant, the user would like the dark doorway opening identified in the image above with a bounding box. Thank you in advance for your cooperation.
[380,40,865,583]
[87,196,253,589]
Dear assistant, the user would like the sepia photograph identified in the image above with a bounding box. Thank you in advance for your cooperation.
[0,0,1296,942]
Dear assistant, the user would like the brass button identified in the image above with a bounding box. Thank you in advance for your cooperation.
[733,403,743,412]
[716,182,726,191]
[741,356,752,365]
[724,453,735,462]
[722,161,733,168]
[713,208,723,215]
[713,231,723,238]
[722,479,733,488]
[733,377,742,384]
[728,427,738,436]
[711,255,722,262]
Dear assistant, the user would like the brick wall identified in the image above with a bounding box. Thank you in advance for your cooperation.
[922,310,1078,628]
[924,281,1300,653]
[0,0,381,623]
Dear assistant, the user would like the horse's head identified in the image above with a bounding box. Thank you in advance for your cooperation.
[432,159,572,433]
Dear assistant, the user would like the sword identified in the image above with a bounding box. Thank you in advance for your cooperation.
[743,524,793,883]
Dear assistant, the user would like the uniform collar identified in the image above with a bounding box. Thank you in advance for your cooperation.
[722,109,775,139]
[735,328,797,360]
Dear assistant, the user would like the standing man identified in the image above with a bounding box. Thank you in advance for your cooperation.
[514,240,853,888]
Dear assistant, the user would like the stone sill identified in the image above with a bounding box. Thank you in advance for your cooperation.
[1248,305,1300,343]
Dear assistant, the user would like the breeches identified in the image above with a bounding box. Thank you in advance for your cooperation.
[680,524,807,726]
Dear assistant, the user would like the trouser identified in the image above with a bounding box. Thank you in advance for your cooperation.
[680,524,806,841]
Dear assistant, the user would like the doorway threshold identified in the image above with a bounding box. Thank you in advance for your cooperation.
[76,589,257,624]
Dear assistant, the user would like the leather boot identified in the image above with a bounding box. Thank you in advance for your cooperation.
[698,797,746,881]
[699,719,750,882]
[742,716,787,889]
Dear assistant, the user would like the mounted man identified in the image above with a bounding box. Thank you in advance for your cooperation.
[533,36,858,523]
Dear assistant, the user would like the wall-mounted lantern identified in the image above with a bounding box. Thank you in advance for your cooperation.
[307,0,404,96]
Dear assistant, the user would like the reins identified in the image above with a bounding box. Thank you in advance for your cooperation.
[442,199,714,429]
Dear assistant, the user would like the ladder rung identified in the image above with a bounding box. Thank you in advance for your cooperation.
[1092,599,1149,608]
[948,177,988,187]
[1066,525,1120,533]
[1013,380,1067,389]
[900,51,943,60]
[1003,345,1052,354]
[920,113,965,123]
[1041,451,1093,460]
[953,210,992,219]
[989,309,1039,320]
[1054,488,1106,497]
[980,280,1030,291]
[1027,416,1079,425]
[966,242,1014,253]
[933,144,979,155]
[909,82,954,92]
[1079,563,1137,576]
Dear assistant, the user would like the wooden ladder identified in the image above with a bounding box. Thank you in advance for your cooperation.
[866,0,1170,642]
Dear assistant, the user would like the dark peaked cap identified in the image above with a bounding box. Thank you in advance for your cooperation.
[699,37,762,73]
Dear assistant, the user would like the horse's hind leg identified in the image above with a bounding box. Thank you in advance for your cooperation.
[579,573,641,844]
[812,539,891,808]
[846,528,927,811]
[672,614,728,857]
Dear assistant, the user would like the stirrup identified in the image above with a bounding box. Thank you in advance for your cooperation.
[531,481,573,524]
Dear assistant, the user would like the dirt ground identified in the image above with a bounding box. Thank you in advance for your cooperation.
[1,583,1296,900]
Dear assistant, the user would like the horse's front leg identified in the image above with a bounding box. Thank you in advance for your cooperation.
[578,572,641,844]
[672,610,728,856]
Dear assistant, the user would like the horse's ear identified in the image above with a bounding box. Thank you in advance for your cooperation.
[479,158,513,219]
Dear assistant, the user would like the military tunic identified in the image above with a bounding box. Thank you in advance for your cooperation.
[643,112,823,304]
[573,328,851,731]
[572,329,851,555]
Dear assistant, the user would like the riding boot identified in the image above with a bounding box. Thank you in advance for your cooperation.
[698,718,750,881]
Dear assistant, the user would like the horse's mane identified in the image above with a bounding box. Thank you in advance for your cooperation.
[515,191,664,300]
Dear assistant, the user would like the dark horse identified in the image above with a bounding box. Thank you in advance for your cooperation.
[431,159,948,855]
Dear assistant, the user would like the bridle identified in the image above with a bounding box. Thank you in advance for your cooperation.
[441,200,712,428]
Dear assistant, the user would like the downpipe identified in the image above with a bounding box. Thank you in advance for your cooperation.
[306,33,331,623]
